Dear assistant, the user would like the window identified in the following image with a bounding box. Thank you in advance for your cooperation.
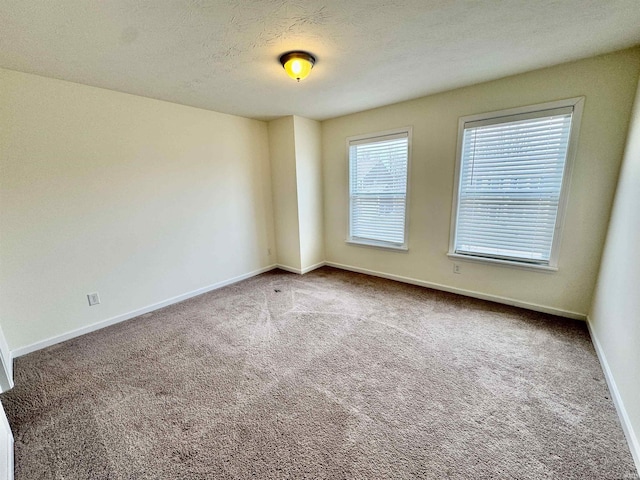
[449,98,584,269]
[348,128,411,250]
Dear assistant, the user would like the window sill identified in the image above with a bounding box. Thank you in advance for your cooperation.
[447,253,558,272]
[347,239,408,252]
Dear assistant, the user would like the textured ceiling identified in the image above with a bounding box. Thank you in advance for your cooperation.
[1,1,639,121]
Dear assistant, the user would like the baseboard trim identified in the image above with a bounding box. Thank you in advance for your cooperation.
[275,264,302,274]
[302,262,326,274]
[586,316,640,474]
[275,262,326,275]
[11,264,278,359]
[12,260,586,358]
[324,261,586,320]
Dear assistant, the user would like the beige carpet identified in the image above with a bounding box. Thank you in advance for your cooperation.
[1,267,637,479]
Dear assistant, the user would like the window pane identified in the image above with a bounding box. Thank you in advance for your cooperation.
[454,110,573,264]
[349,133,409,247]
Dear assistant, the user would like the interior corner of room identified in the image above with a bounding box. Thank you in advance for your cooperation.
[0,14,639,478]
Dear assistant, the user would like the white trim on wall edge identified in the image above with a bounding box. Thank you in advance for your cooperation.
[0,403,13,480]
[0,326,13,392]
[324,261,586,320]
[10,264,278,359]
[586,316,640,474]
[275,262,326,275]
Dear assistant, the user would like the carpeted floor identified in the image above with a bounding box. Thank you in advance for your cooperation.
[1,267,637,479]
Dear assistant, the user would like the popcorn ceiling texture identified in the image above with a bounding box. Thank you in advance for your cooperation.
[1,267,637,479]
[0,1,639,120]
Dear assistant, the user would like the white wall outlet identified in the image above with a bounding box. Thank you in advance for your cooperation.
[87,292,100,306]
[453,263,461,274]
[268,248,272,256]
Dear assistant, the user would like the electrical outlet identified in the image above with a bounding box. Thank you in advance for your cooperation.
[87,292,100,306]
[453,264,461,274]
[268,248,272,256]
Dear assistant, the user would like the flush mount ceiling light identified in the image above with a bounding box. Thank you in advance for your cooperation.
[279,51,316,82]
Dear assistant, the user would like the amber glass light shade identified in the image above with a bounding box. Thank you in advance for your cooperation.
[280,51,315,82]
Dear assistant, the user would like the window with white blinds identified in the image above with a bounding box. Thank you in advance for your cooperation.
[348,129,410,249]
[450,98,583,267]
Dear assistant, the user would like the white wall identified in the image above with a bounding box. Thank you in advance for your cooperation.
[0,68,276,352]
[589,78,640,469]
[268,116,301,271]
[322,48,640,317]
[293,116,324,271]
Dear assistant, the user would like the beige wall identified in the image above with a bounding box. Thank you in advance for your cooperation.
[268,116,301,271]
[2,48,639,351]
[268,115,324,272]
[322,48,640,317]
[0,68,276,351]
[1,49,639,463]
[589,78,640,468]
[293,116,324,271]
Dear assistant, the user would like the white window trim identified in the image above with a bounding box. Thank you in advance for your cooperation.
[346,127,412,251]
[448,97,585,270]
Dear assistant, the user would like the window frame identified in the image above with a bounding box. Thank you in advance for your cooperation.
[448,97,585,271]
[346,127,412,251]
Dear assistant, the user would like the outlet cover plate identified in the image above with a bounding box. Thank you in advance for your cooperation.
[87,292,100,306]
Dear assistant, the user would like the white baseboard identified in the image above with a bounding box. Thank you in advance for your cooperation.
[275,262,326,275]
[586,316,640,474]
[11,264,277,358]
[12,260,586,359]
[324,261,586,320]
[275,264,302,274]
[301,262,327,274]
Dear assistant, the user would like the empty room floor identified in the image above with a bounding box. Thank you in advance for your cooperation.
[1,267,636,479]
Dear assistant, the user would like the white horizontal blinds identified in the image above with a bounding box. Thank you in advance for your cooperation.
[350,133,408,245]
[455,107,573,264]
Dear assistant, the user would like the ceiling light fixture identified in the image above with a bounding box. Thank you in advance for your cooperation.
[279,51,316,82]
